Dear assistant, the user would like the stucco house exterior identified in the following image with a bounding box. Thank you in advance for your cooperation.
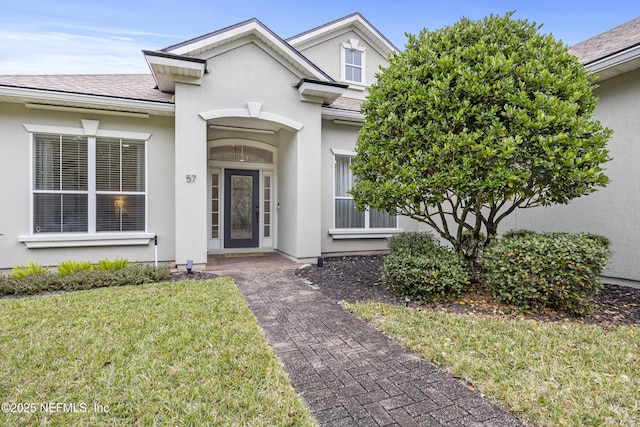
[0,13,638,286]
[504,17,640,287]
[0,13,421,271]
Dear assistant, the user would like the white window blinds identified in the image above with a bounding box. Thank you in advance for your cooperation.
[33,134,88,233]
[31,133,146,234]
[96,138,145,232]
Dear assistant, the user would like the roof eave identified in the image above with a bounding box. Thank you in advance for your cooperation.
[296,78,348,104]
[287,12,398,57]
[585,44,640,81]
[321,106,364,123]
[0,85,175,117]
[160,19,333,83]
[143,50,207,93]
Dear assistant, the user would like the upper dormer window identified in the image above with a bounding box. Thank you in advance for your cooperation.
[341,39,366,85]
[345,49,362,82]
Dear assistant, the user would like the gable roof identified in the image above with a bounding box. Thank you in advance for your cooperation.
[570,17,640,80]
[0,14,387,112]
[143,18,334,93]
[287,12,398,58]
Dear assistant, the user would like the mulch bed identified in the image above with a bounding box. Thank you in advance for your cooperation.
[295,255,640,326]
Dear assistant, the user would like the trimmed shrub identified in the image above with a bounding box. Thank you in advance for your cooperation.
[0,264,171,296]
[0,276,9,295]
[582,233,611,248]
[387,231,440,254]
[0,274,62,296]
[501,229,540,240]
[483,231,611,314]
[60,264,170,291]
[383,249,470,301]
[383,232,471,302]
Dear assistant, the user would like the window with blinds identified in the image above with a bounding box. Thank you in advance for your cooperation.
[33,134,88,233]
[334,154,395,229]
[32,133,146,234]
[96,138,145,232]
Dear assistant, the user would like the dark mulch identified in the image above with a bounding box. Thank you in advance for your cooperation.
[295,255,640,326]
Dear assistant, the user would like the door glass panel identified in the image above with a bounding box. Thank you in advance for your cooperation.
[211,173,220,238]
[263,175,271,238]
[230,175,253,239]
[210,145,273,163]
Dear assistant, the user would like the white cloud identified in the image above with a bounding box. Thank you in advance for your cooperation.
[43,22,184,40]
[0,30,153,74]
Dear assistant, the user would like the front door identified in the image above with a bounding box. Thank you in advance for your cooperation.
[224,169,259,248]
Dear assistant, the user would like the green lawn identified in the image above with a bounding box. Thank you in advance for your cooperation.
[0,279,316,426]
[348,302,639,427]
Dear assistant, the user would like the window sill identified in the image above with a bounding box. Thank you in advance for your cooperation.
[328,228,403,240]
[18,233,155,248]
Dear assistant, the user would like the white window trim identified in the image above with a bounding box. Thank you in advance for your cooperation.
[207,139,278,252]
[262,170,273,248]
[329,148,401,239]
[210,169,221,244]
[341,38,366,87]
[328,228,402,239]
[19,121,153,248]
[18,233,155,248]
[331,148,356,156]
[23,123,151,140]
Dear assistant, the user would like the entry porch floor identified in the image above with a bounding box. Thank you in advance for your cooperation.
[204,251,302,273]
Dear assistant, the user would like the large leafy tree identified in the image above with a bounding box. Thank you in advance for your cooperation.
[351,13,611,272]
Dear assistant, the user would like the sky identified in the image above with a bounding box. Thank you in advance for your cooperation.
[1,0,640,75]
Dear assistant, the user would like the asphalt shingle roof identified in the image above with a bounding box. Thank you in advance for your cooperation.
[327,97,362,112]
[570,17,640,64]
[0,74,172,103]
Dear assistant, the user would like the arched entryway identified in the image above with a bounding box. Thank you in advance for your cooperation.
[207,139,277,252]
[199,103,304,257]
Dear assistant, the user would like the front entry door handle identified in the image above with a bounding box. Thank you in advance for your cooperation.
[255,206,259,223]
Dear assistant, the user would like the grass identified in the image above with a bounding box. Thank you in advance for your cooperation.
[348,302,639,427]
[0,279,316,426]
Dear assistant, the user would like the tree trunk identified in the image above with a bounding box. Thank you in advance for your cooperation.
[460,233,485,283]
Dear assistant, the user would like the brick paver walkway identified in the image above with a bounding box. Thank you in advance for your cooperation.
[213,254,525,426]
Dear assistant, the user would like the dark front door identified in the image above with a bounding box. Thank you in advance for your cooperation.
[224,169,259,248]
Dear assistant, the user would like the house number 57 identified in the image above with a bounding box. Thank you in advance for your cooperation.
[186,174,197,183]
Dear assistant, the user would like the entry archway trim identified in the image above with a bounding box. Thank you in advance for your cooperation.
[199,102,304,131]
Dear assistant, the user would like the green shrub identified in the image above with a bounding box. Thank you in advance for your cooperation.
[0,273,62,295]
[383,247,471,302]
[10,260,50,280]
[60,265,169,291]
[60,269,121,291]
[0,275,17,296]
[0,265,171,296]
[501,229,540,240]
[384,231,471,301]
[95,257,130,271]
[387,231,440,254]
[482,232,611,314]
[57,260,93,277]
[582,232,612,248]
